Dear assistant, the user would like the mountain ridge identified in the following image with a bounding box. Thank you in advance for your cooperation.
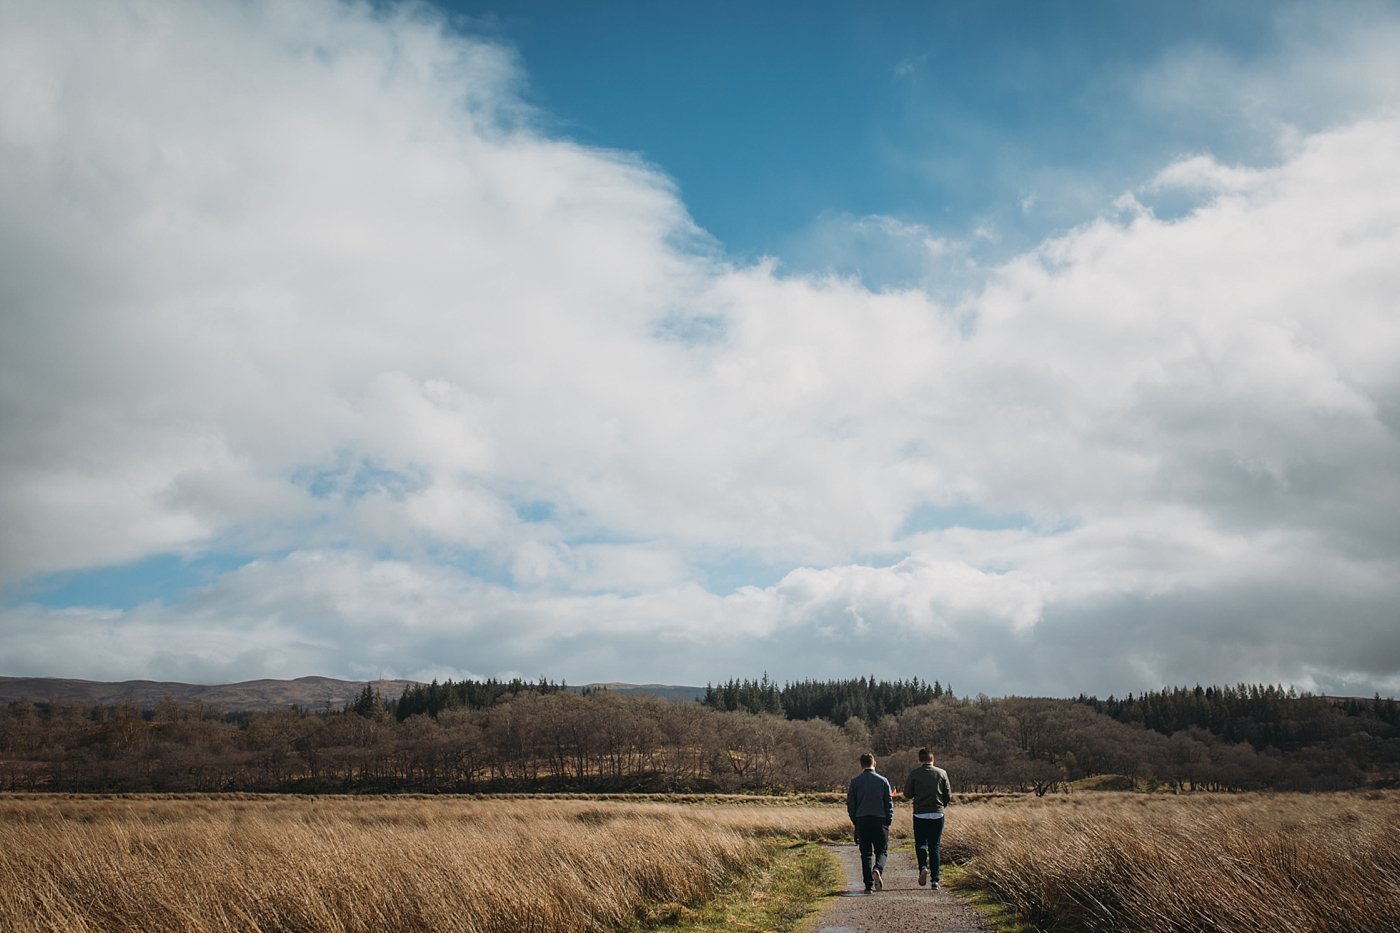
[0,675,704,710]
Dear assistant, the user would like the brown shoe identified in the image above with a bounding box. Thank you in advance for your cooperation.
[919,867,929,886]
[872,868,883,891]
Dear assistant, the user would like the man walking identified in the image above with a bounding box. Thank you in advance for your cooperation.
[904,747,951,889]
[846,752,893,894]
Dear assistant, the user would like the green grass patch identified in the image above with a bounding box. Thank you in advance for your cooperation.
[1068,773,1138,792]
[940,862,1038,933]
[631,838,842,933]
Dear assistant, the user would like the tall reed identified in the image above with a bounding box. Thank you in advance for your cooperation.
[0,795,850,933]
[948,791,1400,933]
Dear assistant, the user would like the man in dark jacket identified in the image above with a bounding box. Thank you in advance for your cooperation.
[846,752,894,893]
[903,747,952,888]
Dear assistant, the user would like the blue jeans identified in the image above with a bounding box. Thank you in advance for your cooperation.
[913,815,944,882]
[853,816,889,891]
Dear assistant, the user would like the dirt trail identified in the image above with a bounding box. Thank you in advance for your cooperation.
[809,843,989,933]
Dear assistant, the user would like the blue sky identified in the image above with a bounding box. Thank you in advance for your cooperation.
[2,0,1400,695]
[445,0,1307,271]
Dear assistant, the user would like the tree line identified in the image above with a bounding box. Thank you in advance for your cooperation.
[0,680,1395,794]
[702,675,948,723]
[1079,684,1400,752]
[389,677,572,720]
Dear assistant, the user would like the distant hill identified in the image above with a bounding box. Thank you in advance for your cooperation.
[0,675,706,710]
[574,682,706,702]
[0,675,419,712]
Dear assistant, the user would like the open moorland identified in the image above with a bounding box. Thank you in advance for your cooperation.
[947,790,1400,933]
[4,790,1398,933]
[0,794,849,933]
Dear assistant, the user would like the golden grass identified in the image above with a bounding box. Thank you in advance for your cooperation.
[947,790,1400,933]
[0,795,851,933]
[635,839,840,933]
[936,863,1036,933]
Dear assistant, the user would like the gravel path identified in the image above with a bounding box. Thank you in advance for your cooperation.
[809,843,989,933]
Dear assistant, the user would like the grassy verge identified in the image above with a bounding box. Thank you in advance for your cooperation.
[633,838,842,933]
[888,837,1032,933]
[940,863,1037,933]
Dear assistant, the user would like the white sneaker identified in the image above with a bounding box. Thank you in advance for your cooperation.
[919,867,929,886]
[871,868,883,891]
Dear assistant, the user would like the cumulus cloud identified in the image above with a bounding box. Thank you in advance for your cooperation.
[2,0,1399,695]
[1134,3,1400,154]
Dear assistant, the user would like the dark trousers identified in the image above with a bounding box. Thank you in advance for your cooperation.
[913,814,945,881]
[853,816,889,891]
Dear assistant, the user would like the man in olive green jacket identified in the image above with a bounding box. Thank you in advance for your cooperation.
[903,747,951,888]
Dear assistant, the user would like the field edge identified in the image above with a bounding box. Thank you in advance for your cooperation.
[633,837,843,933]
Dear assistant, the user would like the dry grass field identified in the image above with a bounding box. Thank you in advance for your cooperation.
[10,789,1395,933]
[946,790,1400,933]
[0,794,851,933]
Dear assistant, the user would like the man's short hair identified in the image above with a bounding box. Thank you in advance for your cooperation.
[918,748,932,762]
[859,752,874,768]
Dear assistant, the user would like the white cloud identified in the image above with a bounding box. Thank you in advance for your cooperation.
[2,0,1400,695]
[1134,4,1400,152]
